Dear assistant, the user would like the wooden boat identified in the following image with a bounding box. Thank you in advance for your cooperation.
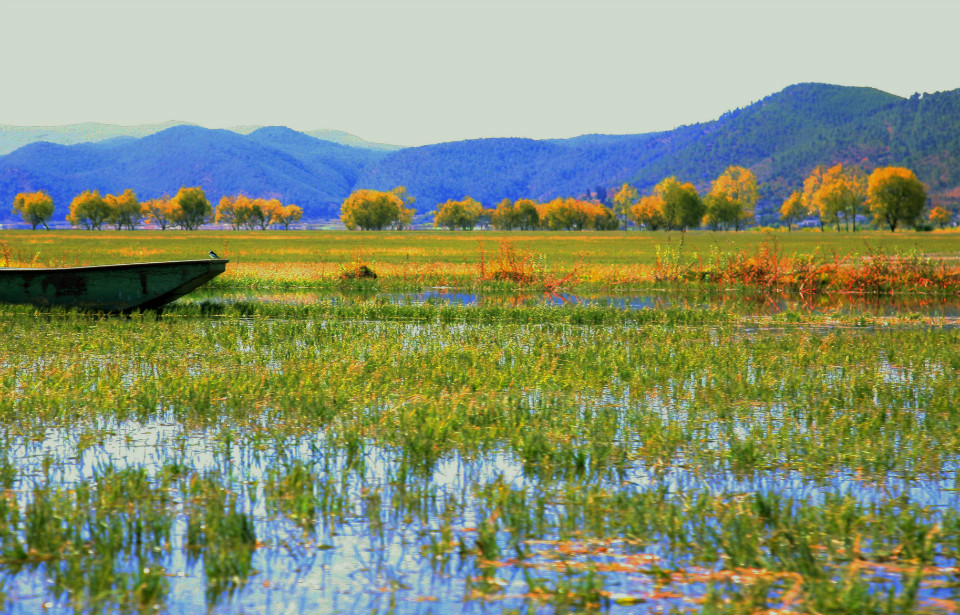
[0,259,228,312]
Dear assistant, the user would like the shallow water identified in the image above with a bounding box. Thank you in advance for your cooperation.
[2,298,959,613]
[3,409,958,614]
[190,287,960,318]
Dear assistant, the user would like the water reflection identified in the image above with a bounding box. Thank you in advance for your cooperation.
[2,417,957,614]
[189,287,960,317]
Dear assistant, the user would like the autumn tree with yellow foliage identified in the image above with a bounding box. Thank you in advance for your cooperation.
[341,189,406,230]
[779,191,806,231]
[703,166,758,231]
[514,199,540,230]
[246,198,282,230]
[801,165,828,231]
[542,198,590,230]
[105,189,141,230]
[537,198,614,230]
[491,199,517,230]
[141,197,178,230]
[12,191,55,230]
[434,197,484,230]
[802,164,866,231]
[612,183,638,226]
[928,206,953,229]
[215,195,250,230]
[867,167,928,231]
[67,190,111,230]
[273,204,303,229]
[216,195,304,229]
[492,198,540,230]
[169,186,211,230]
[651,177,704,231]
[390,186,416,230]
[629,195,666,230]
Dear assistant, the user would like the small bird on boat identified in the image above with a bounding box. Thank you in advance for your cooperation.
[208,250,219,259]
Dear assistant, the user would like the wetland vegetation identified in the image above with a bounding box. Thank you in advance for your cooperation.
[2,229,959,292]
[0,230,958,613]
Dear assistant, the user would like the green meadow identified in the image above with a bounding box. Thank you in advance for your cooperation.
[0,230,958,613]
[2,229,959,268]
[3,228,960,295]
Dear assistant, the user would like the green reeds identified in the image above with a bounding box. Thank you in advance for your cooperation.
[0,288,958,611]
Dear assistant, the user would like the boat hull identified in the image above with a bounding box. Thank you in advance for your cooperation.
[0,259,228,312]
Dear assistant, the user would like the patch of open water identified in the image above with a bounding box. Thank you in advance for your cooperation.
[192,288,960,318]
[3,414,958,614]
[3,295,958,612]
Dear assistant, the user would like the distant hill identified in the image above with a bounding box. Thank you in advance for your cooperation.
[354,84,960,223]
[0,121,192,156]
[2,83,958,225]
[0,122,400,155]
[303,130,403,152]
[0,126,389,219]
[227,125,402,151]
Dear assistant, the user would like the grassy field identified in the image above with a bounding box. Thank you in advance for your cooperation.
[2,228,959,293]
[0,231,958,613]
[2,229,959,267]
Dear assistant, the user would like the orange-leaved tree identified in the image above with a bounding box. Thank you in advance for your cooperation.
[629,194,665,230]
[491,198,517,230]
[539,198,618,231]
[801,165,828,231]
[928,206,953,229]
[247,198,281,230]
[514,199,540,230]
[215,195,249,230]
[390,186,416,230]
[142,196,178,230]
[272,204,303,229]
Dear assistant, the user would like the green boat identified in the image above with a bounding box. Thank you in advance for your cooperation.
[0,259,228,312]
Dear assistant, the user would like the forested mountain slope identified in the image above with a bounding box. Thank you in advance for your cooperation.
[0,126,388,219]
[356,84,960,222]
[2,84,958,224]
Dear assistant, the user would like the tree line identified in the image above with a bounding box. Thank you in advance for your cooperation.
[10,164,954,231]
[10,187,303,230]
[778,164,937,232]
[339,164,951,231]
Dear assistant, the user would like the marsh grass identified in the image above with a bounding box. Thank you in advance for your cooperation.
[2,230,958,295]
[656,239,960,295]
[0,302,958,613]
[0,231,959,612]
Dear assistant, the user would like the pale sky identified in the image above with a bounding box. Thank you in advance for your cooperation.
[1,0,957,146]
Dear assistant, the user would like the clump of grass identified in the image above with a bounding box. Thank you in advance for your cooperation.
[336,251,380,293]
[0,465,176,612]
[479,239,581,291]
[184,471,258,605]
[654,239,960,295]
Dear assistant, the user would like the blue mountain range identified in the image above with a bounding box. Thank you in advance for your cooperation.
[2,83,958,224]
